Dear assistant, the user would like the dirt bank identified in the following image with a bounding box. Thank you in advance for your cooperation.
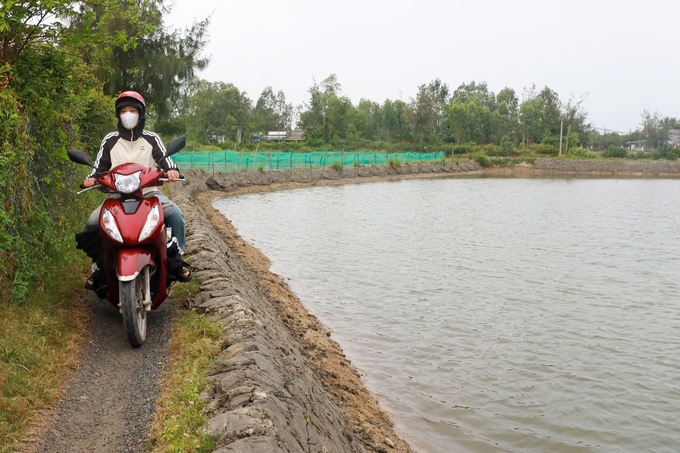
[533,158,680,175]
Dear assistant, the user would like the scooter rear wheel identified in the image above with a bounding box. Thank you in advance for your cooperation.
[120,272,147,347]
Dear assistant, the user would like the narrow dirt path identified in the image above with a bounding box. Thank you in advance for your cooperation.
[32,293,174,453]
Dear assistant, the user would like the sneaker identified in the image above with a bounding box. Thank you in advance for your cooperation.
[85,267,104,291]
[178,266,193,283]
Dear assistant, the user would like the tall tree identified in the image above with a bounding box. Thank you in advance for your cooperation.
[299,74,354,142]
[519,87,544,145]
[1,0,147,66]
[69,0,210,118]
[451,81,496,109]
[409,82,442,144]
[251,86,293,132]
[185,80,251,145]
[496,87,519,141]
[561,94,591,147]
[380,99,411,143]
[537,86,562,136]
[640,110,678,149]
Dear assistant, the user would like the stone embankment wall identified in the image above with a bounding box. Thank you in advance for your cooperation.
[534,158,680,174]
[191,160,482,192]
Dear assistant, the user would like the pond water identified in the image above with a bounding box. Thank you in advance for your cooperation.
[213,177,680,453]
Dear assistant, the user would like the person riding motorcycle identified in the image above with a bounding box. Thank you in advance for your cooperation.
[79,91,191,291]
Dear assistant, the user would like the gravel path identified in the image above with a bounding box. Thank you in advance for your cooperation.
[33,293,174,453]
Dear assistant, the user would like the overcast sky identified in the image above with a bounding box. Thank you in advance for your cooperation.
[167,0,679,133]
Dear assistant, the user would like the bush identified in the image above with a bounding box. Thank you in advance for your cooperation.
[490,158,510,167]
[497,136,515,157]
[453,144,475,154]
[330,159,343,171]
[1,50,110,302]
[257,164,265,172]
[667,149,680,161]
[541,134,561,147]
[568,147,597,159]
[530,143,558,155]
[478,144,501,156]
[602,146,628,158]
[388,157,402,168]
[217,140,234,150]
[475,154,491,168]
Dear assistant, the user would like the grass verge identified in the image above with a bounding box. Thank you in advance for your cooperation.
[0,259,89,453]
[147,278,222,453]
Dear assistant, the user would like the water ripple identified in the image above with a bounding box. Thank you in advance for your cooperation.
[214,177,680,453]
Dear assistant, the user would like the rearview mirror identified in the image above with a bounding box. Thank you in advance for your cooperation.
[166,136,186,156]
[67,149,94,167]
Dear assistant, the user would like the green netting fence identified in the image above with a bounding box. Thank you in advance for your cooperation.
[172,151,445,172]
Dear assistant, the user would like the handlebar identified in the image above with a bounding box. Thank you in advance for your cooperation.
[158,176,185,182]
[77,184,102,195]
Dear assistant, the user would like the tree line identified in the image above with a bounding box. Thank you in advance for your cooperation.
[156,74,678,156]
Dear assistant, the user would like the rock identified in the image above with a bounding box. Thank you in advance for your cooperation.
[212,436,279,453]
[204,410,274,441]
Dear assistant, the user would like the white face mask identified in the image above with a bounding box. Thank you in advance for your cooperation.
[120,112,139,130]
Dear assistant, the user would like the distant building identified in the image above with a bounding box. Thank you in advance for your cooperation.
[668,130,680,148]
[261,130,307,142]
[286,130,307,141]
[627,141,646,152]
[264,131,287,142]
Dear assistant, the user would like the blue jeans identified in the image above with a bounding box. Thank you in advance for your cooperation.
[83,190,186,253]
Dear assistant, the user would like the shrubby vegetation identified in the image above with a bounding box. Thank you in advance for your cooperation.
[0,0,208,302]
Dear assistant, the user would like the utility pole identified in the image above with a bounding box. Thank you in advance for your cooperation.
[559,121,564,156]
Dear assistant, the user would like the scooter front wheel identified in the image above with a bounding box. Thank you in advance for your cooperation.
[120,271,147,347]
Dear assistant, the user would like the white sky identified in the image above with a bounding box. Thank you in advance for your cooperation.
[167,0,680,133]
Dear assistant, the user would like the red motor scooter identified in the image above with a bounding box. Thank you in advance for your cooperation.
[68,136,186,347]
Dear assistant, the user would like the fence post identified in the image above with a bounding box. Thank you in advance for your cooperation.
[269,151,272,171]
[212,150,215,178]
[224,150,227,172]
[191,152,194,170]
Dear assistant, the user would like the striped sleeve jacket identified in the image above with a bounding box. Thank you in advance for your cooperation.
[88,129,178,178]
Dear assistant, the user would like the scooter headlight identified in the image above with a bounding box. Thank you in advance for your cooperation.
[138,204,160,242]
[101,208,123,243]
[114,171,142,194]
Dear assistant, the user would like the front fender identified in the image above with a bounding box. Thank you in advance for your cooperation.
[117,248,155,281]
